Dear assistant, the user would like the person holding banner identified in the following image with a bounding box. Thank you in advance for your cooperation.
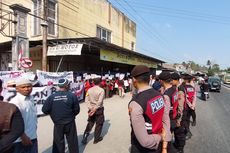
[42,78,80,153]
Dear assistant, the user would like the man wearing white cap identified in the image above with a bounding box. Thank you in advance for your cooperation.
[9,78,38,153]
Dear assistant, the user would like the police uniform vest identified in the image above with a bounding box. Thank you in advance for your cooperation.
[164,86,179,120]
[129,88,164,152]
[178,84,188,121]
[184,84,195,104]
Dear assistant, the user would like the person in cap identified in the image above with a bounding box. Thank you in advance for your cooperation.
[158,71,179,152]
[3,80,17,102]
[128,65,171,153]
[171,73,187,153]
[82,77,105,145]
[152,76,162,92]
[183,74,197,140]
[42,78,80,153]
[0,102,24,153]
[9,78,38,153]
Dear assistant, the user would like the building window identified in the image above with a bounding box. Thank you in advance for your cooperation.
[96,26,111,42]
[33,0,41,36]
[48,0,56,35]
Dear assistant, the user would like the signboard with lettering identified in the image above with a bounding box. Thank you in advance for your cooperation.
[100,49,157,68]
[36,70,74,85]
[47,43,83,56]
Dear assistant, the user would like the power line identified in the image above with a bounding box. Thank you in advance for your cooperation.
[0,1,171,63]
[111,1,174,61]
[113,0,168,46]
[129,1,230,21]
[0,1,137,48]
[127,2,230,24]
[121,0,170,45]
[135,9,230,25]
[58,1,78,14]
[114,0,181,62]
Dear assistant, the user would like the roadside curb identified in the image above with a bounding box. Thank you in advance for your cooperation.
[222,83,230,88]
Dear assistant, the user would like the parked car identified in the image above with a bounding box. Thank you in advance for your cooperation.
[208,76,221,92]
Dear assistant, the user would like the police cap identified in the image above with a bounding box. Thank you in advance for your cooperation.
[131,65,150,77]
[58,78,70,88]
[158,71,171,81]
[171,72,181,80]
[183,74,193,80]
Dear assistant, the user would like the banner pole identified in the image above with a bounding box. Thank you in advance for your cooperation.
[56,56,64,72]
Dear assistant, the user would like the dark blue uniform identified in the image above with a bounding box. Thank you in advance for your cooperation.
[42,91,80,153]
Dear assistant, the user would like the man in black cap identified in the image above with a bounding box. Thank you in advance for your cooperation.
[128,65,171,153]
[42,78,80,153]
[171,73,187,153]
[183,74,196,140]
[158,71,179,131]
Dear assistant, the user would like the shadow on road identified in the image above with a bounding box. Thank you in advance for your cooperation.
[79,119,111,153]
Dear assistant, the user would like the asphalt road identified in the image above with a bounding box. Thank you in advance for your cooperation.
[185,85,230,153]
[37,86,230,153]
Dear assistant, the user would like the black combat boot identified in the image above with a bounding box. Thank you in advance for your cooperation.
[93,137,103,144]
[81,132,89,144]
[192,120,196,126]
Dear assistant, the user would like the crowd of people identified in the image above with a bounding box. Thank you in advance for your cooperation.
[0,65,199,153]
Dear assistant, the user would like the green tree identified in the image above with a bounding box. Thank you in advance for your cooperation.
[212,64,220,73]
[227,67,230,72]
[207,69,215,76]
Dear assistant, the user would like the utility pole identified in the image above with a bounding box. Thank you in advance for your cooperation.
[41,0,48,71]
[10,4,30,71]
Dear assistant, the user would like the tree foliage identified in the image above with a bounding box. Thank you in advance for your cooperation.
[180,60,221,76]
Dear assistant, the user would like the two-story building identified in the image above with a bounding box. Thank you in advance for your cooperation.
[0,0,164,74]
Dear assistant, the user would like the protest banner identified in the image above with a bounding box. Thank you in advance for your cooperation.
[36,70,74,86]
[0,71,24,86]
[2,82,85,115]
[0,71,35,87]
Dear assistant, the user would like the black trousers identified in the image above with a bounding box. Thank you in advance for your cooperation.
[84,107,104,141]
[53,121,79,153]
[174,125,186,151]
[187,108,196,123]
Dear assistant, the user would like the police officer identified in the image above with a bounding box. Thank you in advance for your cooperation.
[183,74,196,139]
[82,76,105,144]
[158,72,179,132]
[171,73,187,153]
[129,65,171,153]
[42,78,80,153]
[158,71,179,153]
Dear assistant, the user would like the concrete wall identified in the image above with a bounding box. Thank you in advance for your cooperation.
[0,0,136,50]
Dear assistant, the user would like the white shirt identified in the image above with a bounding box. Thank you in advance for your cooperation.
[124,80,129,87]
[10,93,37,142]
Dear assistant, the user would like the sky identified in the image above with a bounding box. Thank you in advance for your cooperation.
[108,0,230,69]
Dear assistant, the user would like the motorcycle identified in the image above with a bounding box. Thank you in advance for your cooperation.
[202,91,209,101]
[200,83,209,101]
